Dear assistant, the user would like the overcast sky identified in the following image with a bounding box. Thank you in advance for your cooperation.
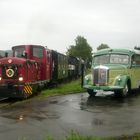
[0,0,140,53]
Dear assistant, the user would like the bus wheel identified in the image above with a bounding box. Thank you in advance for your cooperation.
[87,89,97,96]
[120,83,130,97]
[122,84,129,96]
[115,83,130,97]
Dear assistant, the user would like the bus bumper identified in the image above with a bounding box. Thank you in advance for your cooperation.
[83,85,124,91]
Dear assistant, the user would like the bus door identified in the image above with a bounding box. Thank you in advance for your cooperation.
[131,54,140,88]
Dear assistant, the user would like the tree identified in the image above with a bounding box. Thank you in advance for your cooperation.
[97,43,110,50]
[66,36,93,67]
[0,50,5,58]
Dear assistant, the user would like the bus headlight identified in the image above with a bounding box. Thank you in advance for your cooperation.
[85,76,89,81]
[19,77,23,81]
[0,77,2,81]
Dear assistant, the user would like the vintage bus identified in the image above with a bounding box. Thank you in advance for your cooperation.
[83,47,140,97]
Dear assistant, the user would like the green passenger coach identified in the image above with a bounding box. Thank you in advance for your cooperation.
[83,47,140,97]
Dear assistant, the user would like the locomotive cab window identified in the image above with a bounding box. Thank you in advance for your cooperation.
[15,47,25,58]
[33,47,43,58]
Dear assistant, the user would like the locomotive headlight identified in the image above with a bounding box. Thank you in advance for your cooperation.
[19,76,23,82]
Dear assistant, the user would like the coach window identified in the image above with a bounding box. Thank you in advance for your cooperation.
[33,47,43,58]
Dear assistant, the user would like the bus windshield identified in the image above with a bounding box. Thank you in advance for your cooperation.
[93,54,129,65]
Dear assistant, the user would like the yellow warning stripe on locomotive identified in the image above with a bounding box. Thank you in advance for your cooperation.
[23,84,32,94]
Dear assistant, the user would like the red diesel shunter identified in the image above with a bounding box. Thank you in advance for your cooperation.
[0,45,52,98]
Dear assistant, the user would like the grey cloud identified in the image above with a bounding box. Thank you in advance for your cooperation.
[1,0,140,52]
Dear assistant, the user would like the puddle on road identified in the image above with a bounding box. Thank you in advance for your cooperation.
[93,118,105,126]
[0,100,60,122]
[79,90,140,113]
[1,91,140,125]
[49,100,58,104]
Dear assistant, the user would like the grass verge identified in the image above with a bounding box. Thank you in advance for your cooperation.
[5,78,85,108]
[40,78,85,98]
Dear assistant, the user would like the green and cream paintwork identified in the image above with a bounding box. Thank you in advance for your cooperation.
[83,48,140,96]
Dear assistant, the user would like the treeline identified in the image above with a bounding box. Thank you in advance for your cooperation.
[66,35,110,67]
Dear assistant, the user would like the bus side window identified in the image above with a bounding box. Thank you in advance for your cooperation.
[132,55,140,66]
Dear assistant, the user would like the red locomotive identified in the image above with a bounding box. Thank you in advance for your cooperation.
[0,45,81,98]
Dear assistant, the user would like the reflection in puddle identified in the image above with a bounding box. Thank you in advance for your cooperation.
[80,89,140,113]
[19,115,23,121]
[93,118,104,126]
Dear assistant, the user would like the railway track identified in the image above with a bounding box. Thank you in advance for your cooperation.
[0,97,8,101]
[0,97,16,108]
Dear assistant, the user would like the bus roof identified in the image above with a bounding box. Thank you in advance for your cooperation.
[94,48,140,56]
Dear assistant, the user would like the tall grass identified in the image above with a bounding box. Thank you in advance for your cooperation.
[18,131,140,140]
[44,131,102,140]
[43,132,140,140]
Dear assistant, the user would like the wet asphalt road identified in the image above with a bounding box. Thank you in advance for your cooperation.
[1,91,140,139]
